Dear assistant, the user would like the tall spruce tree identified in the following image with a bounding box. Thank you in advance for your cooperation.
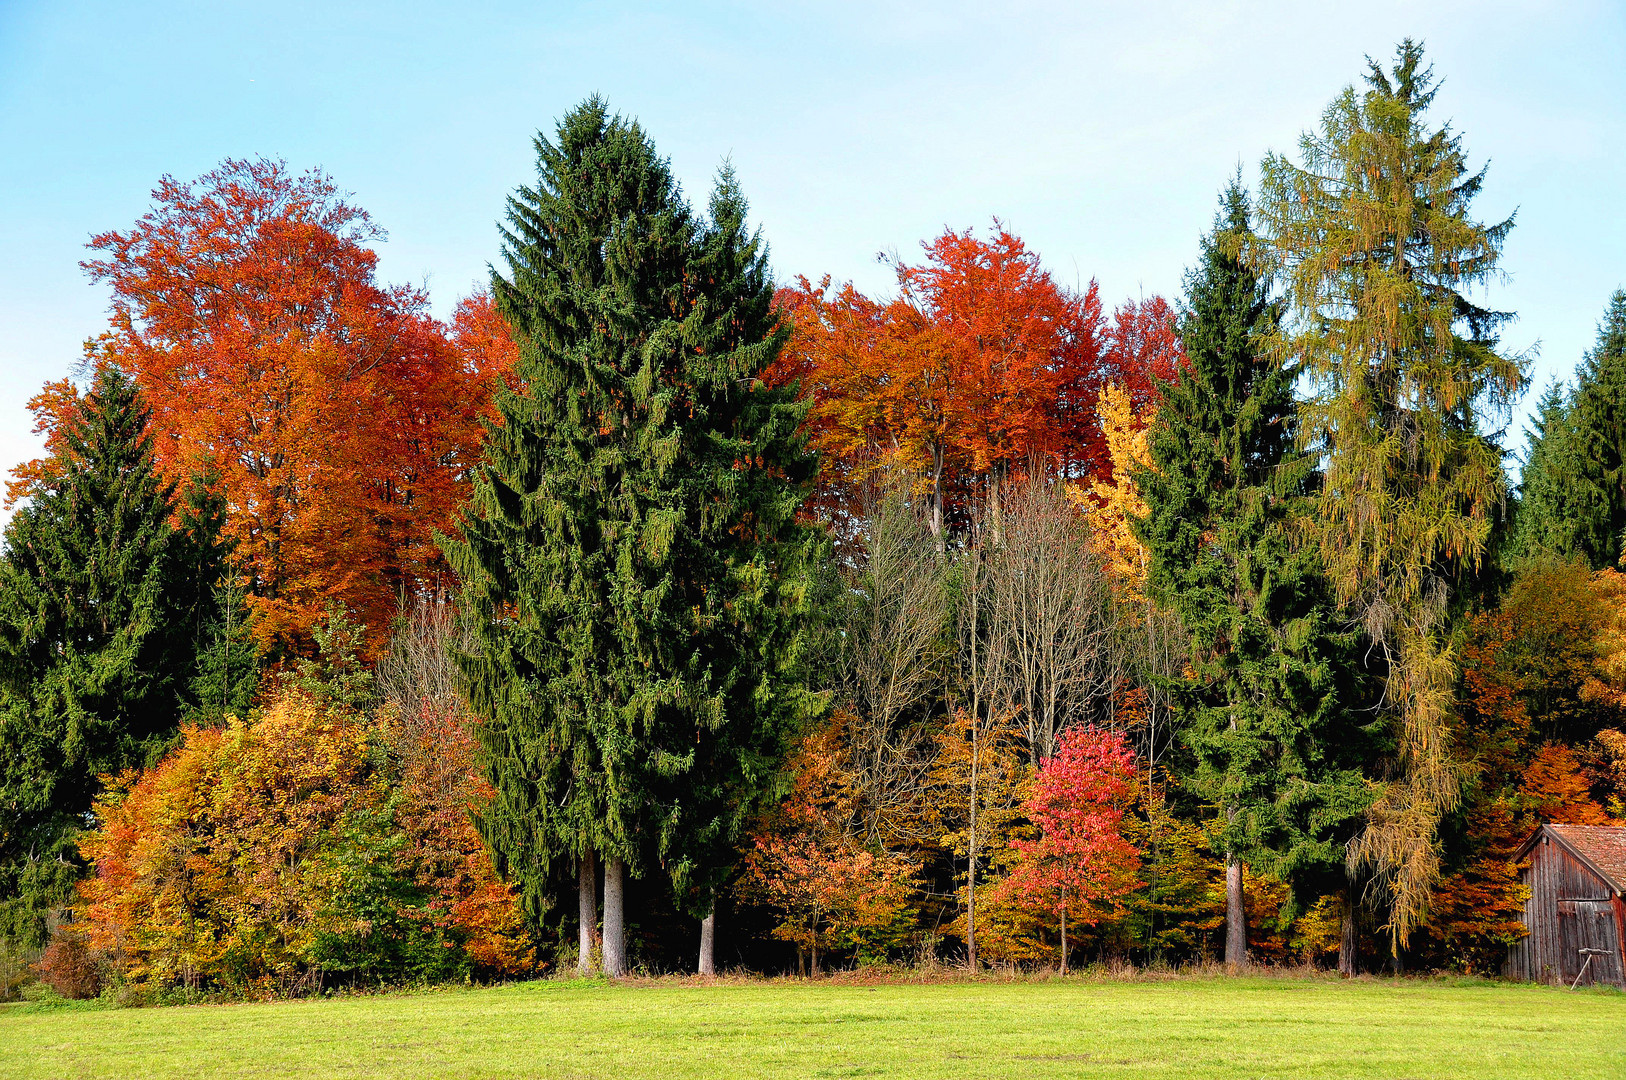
[1256,41,1527,945]
[1516,290,1626,567]
[0,368,222,944]
[1138,183,1376,972]
[444,99,824,977]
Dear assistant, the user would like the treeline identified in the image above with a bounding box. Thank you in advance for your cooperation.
[3,42,1625,1002]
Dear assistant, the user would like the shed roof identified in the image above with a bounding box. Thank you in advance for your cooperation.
[1517,824,1626,894]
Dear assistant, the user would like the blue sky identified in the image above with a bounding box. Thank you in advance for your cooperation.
[2,0,1622,500]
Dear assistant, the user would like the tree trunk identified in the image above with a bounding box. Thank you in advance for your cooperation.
[967,705,979,971]
[577,849,596,976]
[698,909,716,976]
[1060,903,1068,976]
[930,443,945,552]
[1225,854,1247,969]
[603,854,626,978]
[1338,885,1358,977]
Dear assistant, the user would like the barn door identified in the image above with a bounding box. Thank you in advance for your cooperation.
[1556,900,1621,987]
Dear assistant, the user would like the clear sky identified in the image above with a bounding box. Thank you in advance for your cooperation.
[2,0,1622,504]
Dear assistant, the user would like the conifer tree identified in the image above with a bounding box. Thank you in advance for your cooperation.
[0,368,221,944]
[1138,183,1375,971]
[1516,290,1626,567]
[1256,41,1526,945]
[444,99,823,977]
[172,472,260,724]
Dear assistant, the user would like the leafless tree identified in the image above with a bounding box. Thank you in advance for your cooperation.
[376,594,472,734]
[834,482,954,847]
[977,475,1119,760]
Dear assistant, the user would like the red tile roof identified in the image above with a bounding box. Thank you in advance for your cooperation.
[1546,825,1626,893]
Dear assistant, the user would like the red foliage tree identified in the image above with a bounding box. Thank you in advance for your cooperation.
[996,725,1140,972]
[1102,295,1184,411]
[78,158,513,653]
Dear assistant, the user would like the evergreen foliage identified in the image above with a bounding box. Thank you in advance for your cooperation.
[443,98,826,927]
[0,368,223,945]
[1256,40,1527,943]
[1138,183,1376,914]
[1516,290,1626,567]
[175,472,260,725]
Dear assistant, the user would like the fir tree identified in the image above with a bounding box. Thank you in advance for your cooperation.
[444,99,824,976]
[0,368,221,944]
[1256,41,1527,945]
[182,564,259,725]
[1138,183,1376,970]
[174,471,260,724]
[1516,290,1626,567]
[1514,380,1583,560]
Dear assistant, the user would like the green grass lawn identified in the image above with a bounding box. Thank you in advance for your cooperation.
[1,974,1621,1079]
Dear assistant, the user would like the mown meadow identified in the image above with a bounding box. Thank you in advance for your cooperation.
[3,975,1622,1080]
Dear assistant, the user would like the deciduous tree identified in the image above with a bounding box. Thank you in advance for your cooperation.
[994,725,1139,972]
[81,158,509,654]
[1256,41,1527,944]
[772,226,1107,537]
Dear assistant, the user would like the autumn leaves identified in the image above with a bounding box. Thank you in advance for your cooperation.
[78,158,515,655]
[772,225,1180,540]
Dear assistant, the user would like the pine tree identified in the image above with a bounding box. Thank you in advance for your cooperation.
[0,368,220,945]
[444,99,824,977]
[1138,182,1376,971]
[1256,41,1527,945]
[1516,291,1626,567]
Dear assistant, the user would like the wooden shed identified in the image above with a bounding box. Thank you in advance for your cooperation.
[1506,824,1626,988]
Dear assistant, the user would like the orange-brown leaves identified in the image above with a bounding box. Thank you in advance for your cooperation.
[770,225,1113,530]
[75,690,531,996]
[736,714,919,967]
[79,158,513,654]
[5,378,82,508]
[1522,743,1610,825]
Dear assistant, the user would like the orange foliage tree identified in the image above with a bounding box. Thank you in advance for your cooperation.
[1422,611,1534,971]
[1102,295,1183,410]
[736,717,920,972]
[78,158,513,653]
[771,224,1108,538]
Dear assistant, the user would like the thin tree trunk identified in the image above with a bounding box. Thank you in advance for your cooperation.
[967,696,979,971]
[577,849,596,976]
[1224,715,1247,969]
[930,443,945,552]
[603,854,626,978]
[1225,854,1247,969]
[698,910,716,976]
[1060,903,1068,976]
[1338,883,1358,977]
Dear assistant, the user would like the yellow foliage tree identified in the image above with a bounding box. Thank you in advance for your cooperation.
[1074,383,1157,600]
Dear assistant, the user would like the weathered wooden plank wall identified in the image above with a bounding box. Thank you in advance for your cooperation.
[1506,832,1624,987]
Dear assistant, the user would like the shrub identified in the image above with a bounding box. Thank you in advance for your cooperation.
[37,929,100,999]
[75,688,530,998]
